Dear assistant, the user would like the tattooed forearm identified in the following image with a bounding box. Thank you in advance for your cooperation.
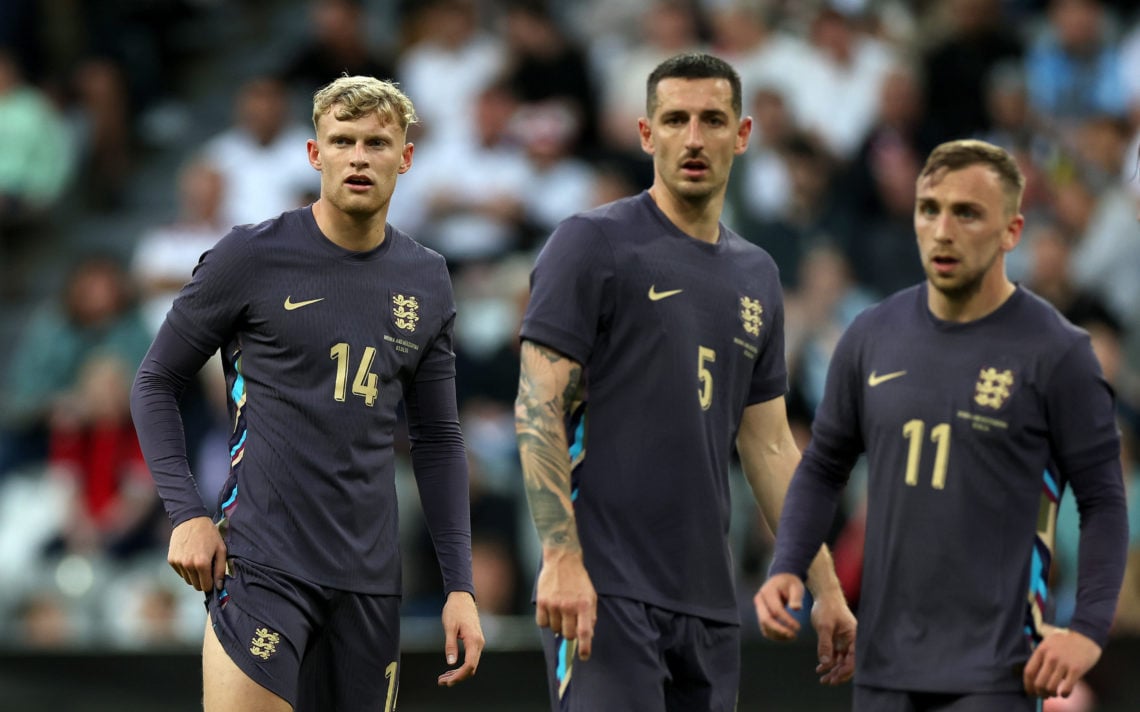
[515,341,584,553]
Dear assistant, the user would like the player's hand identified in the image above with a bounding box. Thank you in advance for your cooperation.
[535,549,597,661]
[754,573,805,642]
[1023,626,1101,699]
[167,516,226,592]
[810,587,856,685]
[438,590,484,687]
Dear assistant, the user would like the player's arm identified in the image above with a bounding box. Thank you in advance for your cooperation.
[405,375,484,686]
[514,339,596,660]
[1024,338,1128,699]
[1024,455,1127,698]
[130,321,225,592]
[737,396,855,684]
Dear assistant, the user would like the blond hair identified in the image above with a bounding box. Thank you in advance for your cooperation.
[312,75,418,133]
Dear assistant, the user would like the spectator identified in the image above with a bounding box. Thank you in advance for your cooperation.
[0,48,75,269]
[841,62,939,294]
[729,85,796,223]
[784,244,878,418]
[130,157,228,334]
[67,57,133,211]
[1052,171,1140,332]
[597,0,706,153]
[708,0,816,128]
[389,81,530,267]
[200,75,320,227]
[1024,0,1127,128]
[0,254,153,477]
[396,0,505,150]
[500,0,600,155]
[794,7,897,160]
[44,353,161,561]
[732,131,853,288]
[978,60,1051,160]
[278,0,397,98]
[512,100,598,243]
[1018,220,1114,325]
[920,0,1024,143]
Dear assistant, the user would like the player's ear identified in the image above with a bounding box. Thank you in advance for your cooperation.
[735,115,752,155]
[638,117,654,156]
[307,138,321,171]
[1001,213,1024,253]
[399,142,414,174]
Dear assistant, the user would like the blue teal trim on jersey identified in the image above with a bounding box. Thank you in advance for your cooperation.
[221,484,239,511]
[1030,547,1048,602]
[229,430,247,458]
[227,350,249,467]
[567,414,586,464]
[556,637,569,683]
[571,487,578,502]
[230,366,245,404]
[1026,468,1059,644]
[1042,469,1059,500]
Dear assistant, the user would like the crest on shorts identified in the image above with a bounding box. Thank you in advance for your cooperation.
[740,296,763,337]
[392,293,420,333]
[974,367,1014,409]
[249,627,281,660]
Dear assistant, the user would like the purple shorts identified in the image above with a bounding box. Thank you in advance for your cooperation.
[207,556,401,711]
[540,595,740,712]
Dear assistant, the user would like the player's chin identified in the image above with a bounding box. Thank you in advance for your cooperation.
[674,181,716,200]
[339,194,383,216]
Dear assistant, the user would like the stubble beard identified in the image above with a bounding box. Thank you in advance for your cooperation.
[671,172,721,208]
[926,250,998,304]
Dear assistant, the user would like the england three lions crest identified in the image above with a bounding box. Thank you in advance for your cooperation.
[392,294,420,333]
[249,627,280,660]
[974,367,1014,409]
[740,296,763,337]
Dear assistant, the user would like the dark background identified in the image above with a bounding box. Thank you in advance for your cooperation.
[4,637,1140,711]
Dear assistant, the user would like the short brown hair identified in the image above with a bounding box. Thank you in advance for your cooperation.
[312,75,418,133]
[918,139,1025,214]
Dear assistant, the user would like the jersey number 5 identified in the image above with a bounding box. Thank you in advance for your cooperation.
[902,419,950,489]
[698,346,716,411]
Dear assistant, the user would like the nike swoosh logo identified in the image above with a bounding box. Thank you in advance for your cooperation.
[868,370,907,387]
[648,285,683,301]
[284,296,325,311]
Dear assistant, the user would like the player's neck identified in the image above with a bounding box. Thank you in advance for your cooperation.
[648,186,722,243]
[926,274,1016,323]
[311,199,388,252]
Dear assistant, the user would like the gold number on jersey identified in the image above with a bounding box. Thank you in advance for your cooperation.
[384,660,399,712]
[902,419,951,490]
[698,346,716,410]
[330,342,380,406]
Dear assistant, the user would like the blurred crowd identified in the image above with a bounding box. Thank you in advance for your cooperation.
[0,0,1139,699]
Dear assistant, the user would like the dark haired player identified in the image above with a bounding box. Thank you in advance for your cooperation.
[515,52,856,712]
